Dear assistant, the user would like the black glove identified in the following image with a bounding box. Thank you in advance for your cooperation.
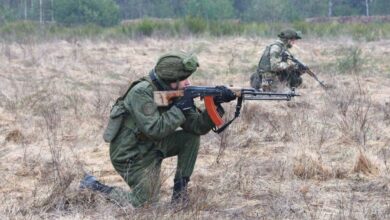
[173,95,194,113]
[297,63,308,72]
[281,52,289,62]
[213,86,236,105]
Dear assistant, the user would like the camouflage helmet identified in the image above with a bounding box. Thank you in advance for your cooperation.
[278,29,302,40]
[155,51,199,83]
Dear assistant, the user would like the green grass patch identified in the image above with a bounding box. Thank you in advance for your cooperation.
[336,46,365,74]
[2,18,390,42]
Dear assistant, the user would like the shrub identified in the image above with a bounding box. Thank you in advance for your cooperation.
[183,17,208,34]
[135,19,155,36]
[54,0,120,27]
[2,18,390,41]
[208,20,244,36]
[0,21,39,41]
[337,47,365,74]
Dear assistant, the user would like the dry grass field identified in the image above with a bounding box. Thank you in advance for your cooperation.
[0,36,390,219]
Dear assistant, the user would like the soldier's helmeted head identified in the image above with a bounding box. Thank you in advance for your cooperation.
[278,29,302,48]
[278,29,302,40]
[155,52,199,84]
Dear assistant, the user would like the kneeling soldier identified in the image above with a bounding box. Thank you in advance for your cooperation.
[251,29,303,91]
[80,52,235,207]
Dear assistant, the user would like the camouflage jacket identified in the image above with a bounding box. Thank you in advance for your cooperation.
[257,39,293,74]
[109,76,214,167]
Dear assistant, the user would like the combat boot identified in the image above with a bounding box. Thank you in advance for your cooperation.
[79,174,113,194]
[171,177,190,207]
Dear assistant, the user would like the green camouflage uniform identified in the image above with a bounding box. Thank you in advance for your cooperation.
[108,52,215,207]
[251,30,303,91]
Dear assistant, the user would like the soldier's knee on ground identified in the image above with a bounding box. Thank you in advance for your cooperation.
[108,187,151,208]
[110,150,163,207]
[133,185,159,206]
[250,73,262,90]
[289,76,303,88]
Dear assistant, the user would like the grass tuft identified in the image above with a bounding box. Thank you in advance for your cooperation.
[293,152,332,180]
[353,151,380,176]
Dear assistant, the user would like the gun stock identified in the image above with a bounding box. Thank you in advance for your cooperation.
[154,90,184,106]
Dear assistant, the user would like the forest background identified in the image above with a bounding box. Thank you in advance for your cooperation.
[1,0,390,42]
[1,0,390,25]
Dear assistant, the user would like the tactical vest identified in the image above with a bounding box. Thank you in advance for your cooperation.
[256,41,285,74]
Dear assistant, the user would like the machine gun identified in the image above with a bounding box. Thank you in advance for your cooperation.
[154,86,299,133]
[282,52,327,89]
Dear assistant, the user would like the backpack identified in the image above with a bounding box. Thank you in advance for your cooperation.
[102,79,144,143]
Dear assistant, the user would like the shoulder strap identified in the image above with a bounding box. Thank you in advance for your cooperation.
[116,78,146,103]
[148,69,165,91]
[269,42,285,55]
[116,68,167,104]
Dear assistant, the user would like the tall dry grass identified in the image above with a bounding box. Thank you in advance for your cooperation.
[0,37,389,219]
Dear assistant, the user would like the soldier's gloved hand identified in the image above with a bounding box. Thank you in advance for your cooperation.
[213,86,236,105]
[298,63,308,72]
[173,96,194,113]
[281,52,289,62]
[292,64,307,76]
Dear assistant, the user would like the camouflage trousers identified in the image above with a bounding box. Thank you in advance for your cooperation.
[108,130,200,207]
[261,71,302,92]
[250,72,262,90]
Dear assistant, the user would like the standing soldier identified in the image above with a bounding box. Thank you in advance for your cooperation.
[250,29,303,92]
[80,52,235,207]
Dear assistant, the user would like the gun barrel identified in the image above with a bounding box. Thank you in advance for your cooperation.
[244,91,296,96]
[243,95,292,101]
[230,88,297,96]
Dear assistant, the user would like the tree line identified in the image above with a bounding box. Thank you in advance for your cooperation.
[1,0,389,26]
